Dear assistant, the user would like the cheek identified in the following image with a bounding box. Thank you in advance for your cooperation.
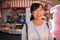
[32,11,44,18]
[41,11,44,16]
[42,13,44,16]
[32,11,36,15]
[32,13,37,17]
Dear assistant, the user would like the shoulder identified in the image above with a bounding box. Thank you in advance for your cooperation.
[43,20,51,24]
[22,21,33,28]
[26,21,33,26]
[43,20,52,27]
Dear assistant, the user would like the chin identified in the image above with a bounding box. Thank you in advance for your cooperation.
[36,18,42,20]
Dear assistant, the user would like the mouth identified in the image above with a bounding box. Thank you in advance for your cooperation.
[36,15,41,17]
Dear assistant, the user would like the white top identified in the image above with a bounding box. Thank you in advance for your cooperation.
[22,20,53,40]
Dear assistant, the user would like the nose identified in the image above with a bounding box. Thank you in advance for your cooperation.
[38,11,41,14]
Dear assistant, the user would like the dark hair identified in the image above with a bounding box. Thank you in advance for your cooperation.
[30,3,44,21]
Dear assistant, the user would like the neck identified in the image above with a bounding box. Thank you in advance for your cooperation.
[33,19,43,26]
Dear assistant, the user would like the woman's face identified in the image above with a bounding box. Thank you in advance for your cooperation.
[32,5,44,20]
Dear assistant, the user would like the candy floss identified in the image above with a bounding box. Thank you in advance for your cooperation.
[50,5,60,40]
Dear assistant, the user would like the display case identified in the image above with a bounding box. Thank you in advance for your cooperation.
[0,8,26,34]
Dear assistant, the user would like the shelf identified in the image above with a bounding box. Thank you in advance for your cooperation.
[0,23,23,34]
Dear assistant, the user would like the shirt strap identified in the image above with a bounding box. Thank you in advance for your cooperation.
[25,23,28,40]
[46,21,49,28]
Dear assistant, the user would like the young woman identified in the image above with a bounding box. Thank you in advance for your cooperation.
[22,2,53,40]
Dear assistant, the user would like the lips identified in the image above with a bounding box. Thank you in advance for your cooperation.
[36,14,41,17]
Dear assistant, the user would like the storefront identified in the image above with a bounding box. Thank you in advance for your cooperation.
[0,0,53,34]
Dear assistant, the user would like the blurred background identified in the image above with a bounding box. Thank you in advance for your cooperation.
[0,0,60,40]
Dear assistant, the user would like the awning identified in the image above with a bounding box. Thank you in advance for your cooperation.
[8,0,34,7]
